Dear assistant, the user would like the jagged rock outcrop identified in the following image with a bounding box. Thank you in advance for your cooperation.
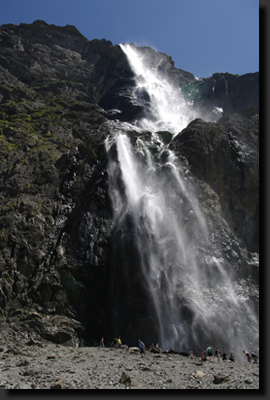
[192,72,259,118]
[170,112,259,253]
[0,21,259,347]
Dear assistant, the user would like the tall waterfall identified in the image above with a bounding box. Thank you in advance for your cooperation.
[105,44,258,360]
[119,43,196,136]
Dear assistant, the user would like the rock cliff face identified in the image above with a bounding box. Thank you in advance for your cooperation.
[0,21,259,349]
[170,113,259,253]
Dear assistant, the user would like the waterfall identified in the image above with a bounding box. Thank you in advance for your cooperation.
[105,44,258,360]
[119,43,196,136]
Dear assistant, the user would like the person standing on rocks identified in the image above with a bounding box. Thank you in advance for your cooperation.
[99,337,105,347]
[215,348,220,361]
[204,344,213,358]
[207,345,213,357]
[156,343,162,353]
[139,339,145,357]
[251,351,258,363]
[243,350,251,362]
[117,337,122,348]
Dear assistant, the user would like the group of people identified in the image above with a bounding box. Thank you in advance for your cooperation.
[110,337,122,348]
[196,345,258,363]
[197,345,235,362]
[99,337,146,357]
[99,338,258,364]
[99,336,124,349]
[243,350,258,363]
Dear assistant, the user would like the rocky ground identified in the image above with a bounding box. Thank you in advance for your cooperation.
[0,333,259,390]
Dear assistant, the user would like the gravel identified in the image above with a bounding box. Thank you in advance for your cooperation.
[0,338,259,390]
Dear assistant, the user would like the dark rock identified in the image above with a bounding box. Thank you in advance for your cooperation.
[0,21,259,353]
[119,372,132,385]
[50,378,64,389]
[47,354,56,359]
[40,331,72,344]
[192,72,259,117]
[157,130,174,145]
[213,374,230,384]
[26,338,37,346]
[170,114,259,253]
[179,351,190,357]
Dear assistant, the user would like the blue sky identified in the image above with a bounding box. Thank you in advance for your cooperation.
[0,0,259,78]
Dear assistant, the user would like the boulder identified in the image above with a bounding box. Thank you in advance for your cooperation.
[194,370,205,379]
[119,372,132,386]
[129,347,140,353]
[213,374,230,384]
[50,378,64,389]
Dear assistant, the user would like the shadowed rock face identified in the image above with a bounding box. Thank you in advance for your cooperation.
[0,21,259,348]
[192,72,259,117]
[170,114,259,253]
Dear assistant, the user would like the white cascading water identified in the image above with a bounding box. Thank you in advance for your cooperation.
[105,44,258,360]
[119,44,196,136]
